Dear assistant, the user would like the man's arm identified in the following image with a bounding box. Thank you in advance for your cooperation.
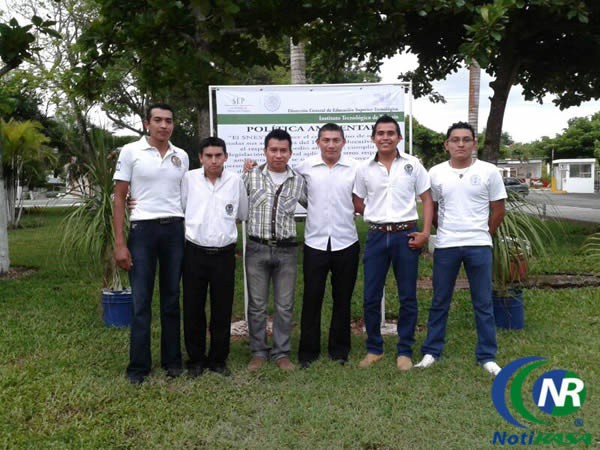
[408,189,433,250]
[352,194,365,215]
[488,199,506,235]
[432,201,439,230]
[113,180,132,271]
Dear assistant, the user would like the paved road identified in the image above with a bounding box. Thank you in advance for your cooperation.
[528,190,600,224]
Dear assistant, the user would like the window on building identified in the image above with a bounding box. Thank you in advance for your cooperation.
[570,164,592,178]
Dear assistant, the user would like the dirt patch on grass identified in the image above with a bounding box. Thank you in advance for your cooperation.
[417,273,600,290]
[0,266,38,280]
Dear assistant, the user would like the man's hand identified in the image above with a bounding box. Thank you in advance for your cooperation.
[114,245,132,271]
[127,196,137,211]
[243,159,257,172]
[408,231,429,250]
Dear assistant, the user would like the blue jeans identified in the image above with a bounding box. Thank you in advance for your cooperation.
[421,246,497,364]
[245,240,297,360]
[363,229,420,356]
[127,219,184,378]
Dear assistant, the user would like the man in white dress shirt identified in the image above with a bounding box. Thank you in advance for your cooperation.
[113,103,189,384]
[415,122,506,376]
[295,123,360,368]
[353,115,433,371]
[181,137,248,377]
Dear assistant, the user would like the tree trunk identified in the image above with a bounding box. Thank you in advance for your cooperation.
[198,106,210,138]
[290,38,306,84]
[482,58,520,162]
[0,160,10,274]
[468,62,481,133]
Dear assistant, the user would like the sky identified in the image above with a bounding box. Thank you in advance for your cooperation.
[379,53,600,144]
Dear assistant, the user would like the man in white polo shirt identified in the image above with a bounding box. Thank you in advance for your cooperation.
[113,103,189,385]
[353,115,433,371]
[295,123,360,368]
[181,137,247,378]
[415,122,506,376]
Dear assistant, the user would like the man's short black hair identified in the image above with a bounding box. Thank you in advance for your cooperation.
[264,128,292,150]
[317,123,345,140]
[372,115,402,138]
[446,121,476,140]
[199,136,227,156]
[145,103,174,122]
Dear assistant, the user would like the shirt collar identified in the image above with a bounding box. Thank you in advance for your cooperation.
[373,148,402,162]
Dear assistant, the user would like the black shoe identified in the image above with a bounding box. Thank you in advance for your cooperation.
[330,357,348,366]
[127,374,146,385]
[188,364,206,378]
[209,365,231,377]
[166,367,183,379]
[300,360,315,369]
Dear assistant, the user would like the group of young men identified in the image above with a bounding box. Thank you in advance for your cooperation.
[112,103,507,385]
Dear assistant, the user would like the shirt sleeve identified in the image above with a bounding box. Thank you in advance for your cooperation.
[413,161,431,196]
[181,173,189,211]
[488,168,508,201]
[428,167,440,202]
[352,163,367,198]
[113,146,132,182]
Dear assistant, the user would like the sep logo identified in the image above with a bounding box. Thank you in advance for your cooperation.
[492,356,586,428]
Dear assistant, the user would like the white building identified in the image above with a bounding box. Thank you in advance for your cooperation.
[552,158,597,193]
[496,159,543,180]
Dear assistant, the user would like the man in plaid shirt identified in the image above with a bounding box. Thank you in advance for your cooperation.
[243,129,306,372]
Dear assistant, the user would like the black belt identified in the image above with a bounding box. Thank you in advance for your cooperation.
[187,241,236,255]
[132,217,183,225]
[248,236,298,247]
[368,221,417,232]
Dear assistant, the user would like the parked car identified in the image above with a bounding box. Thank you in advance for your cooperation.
[503,177,529,196]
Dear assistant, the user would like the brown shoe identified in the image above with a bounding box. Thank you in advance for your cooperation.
[247,356,266,372]
[359,353,384,368]
[396,355,413,371]
[275,357,295,371]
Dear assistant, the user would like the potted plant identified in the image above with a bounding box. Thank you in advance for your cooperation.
[60,131,132,327]
[492,191,554,329]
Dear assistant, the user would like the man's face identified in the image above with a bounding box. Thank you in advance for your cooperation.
[317,130,345,165]
[199,145,227,178]
[264,138,291,173]
[444,128,476,162]
[144,108,174,144]
[372,122,402,154]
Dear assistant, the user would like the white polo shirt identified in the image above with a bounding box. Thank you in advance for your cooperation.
[181,168,248,248]
[113,136,189,221]
[295,154,359,251]
[430,159,507,248]
[353,150,430,224]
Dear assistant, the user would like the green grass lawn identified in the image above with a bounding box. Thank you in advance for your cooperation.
[1,209,598,448]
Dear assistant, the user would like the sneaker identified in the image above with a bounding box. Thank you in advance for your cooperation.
[127,374,145,385]
[482,361,502,377]
[415,354,437,369]
[359,353,384,368]
[299,360,315,369]
[275,357,295,371]
[396,355,413,371]
[165,367,183,379]
[247,356,267,372]
[209,365,231,377]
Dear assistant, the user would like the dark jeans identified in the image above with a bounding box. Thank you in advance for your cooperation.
[421,246,497,364]
[363,229,420,356]
[182,241,236,369]
[298,241,360,362]
[127,219,184,378]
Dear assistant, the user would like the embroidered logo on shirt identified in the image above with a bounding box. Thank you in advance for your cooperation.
[171,155,182,168]
[470,174,482,185]
[404,164,413,175]
[225,204,234,216]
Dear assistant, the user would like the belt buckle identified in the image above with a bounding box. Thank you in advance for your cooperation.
[385,224,393,232]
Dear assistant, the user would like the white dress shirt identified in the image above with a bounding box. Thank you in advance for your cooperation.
[295,154,359,251]
[181,168,248,247]
[113,136,189,221]
[353,151,430,224]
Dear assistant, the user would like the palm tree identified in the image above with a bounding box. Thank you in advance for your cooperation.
[0,118,54,228]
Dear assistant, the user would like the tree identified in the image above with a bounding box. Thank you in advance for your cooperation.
[0,14,58,274]
[0,119,54,228]
[297,0,600,162]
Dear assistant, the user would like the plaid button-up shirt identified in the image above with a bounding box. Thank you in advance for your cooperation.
[243,164,306,240]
